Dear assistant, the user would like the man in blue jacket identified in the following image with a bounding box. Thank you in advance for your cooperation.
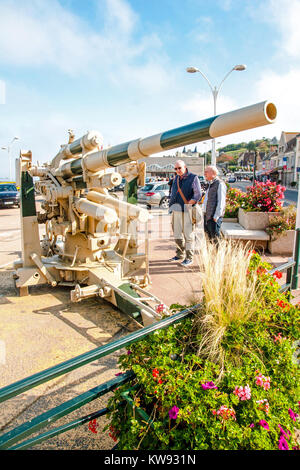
[169,160,202,266]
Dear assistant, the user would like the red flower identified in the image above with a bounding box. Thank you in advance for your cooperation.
[152,368,160,378]
[273,270,283,279]
[256,266,267,275]
[88,419,98,434]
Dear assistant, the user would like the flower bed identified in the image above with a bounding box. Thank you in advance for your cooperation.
[266,206,296,241]
[243,181,285,213]
[225,187,247,218]
[266,206,296,255]
[105,246,300,450]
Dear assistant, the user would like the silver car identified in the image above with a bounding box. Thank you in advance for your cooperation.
[137,182,170,209]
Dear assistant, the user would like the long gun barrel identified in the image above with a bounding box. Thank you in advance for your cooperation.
[54,100,276,179]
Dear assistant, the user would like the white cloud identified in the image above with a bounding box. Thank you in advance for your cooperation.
[248,0,300,139]
[187,16,214,43]
[180,91,237,119]
[217,0,233,11]
[103,0,138,35]
[255,69,300,134]
[255,0,300,60]
[0,0,171,92]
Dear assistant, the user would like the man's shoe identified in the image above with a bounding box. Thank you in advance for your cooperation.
[181,258,193,267]
[170,256,183,261]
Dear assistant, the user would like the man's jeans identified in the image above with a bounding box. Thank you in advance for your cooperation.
[172,210,195,260]
[204,216,222,240]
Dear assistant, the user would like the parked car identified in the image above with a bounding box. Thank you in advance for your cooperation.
[198,175,208,191]
[137,182,170,209]
[0,183,20,208]
[227,176,236,183]
[110,178,126,192]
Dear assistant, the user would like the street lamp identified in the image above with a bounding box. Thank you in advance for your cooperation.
[186,64,246,166]
[1,136,19,181]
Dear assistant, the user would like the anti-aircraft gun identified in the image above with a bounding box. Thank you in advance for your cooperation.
[14,100,277,325]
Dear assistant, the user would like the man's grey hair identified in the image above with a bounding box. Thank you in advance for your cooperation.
[175,159,186,168]
[205,165,219,176]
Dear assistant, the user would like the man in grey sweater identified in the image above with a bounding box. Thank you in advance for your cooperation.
[202,166,227,240]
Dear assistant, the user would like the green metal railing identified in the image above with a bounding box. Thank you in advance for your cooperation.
[0,306,198,450]
[268,258,296,298]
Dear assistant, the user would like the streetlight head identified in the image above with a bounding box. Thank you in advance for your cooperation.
[186,66,199,73]
[234,64,246,71]
[1,147,7,150]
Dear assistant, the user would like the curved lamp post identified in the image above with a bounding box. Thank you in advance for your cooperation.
[1,136,19,181]
[186,64,246,166]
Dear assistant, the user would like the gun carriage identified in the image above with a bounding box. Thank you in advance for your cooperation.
[14,101,277,325]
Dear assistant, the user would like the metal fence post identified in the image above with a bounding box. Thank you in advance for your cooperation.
[292,174,300,289]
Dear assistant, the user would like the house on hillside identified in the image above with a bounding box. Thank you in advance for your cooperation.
[269,132,300,185]
[238,151,266,170]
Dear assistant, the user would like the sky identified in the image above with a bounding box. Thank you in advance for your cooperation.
[0,0,300,179]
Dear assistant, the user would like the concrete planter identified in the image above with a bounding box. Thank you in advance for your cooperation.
[268,230,295,255]
[238,208,282,231]
[223,217,238,223]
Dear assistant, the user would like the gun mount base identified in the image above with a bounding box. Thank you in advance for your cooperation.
[14,253,167,326]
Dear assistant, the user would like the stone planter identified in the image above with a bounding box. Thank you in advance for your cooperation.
[223,217,238,223]
[268,230,295,255]
[238,208,282,231]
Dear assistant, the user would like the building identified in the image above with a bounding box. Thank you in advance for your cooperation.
[269,132,300,185]
[139,147,205,179]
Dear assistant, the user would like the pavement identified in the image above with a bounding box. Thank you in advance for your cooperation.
[0,206,299,450]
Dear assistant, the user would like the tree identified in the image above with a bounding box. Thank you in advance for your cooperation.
[246,141,256,152]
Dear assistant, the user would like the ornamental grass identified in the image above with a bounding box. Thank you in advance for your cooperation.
[191,239,263,369]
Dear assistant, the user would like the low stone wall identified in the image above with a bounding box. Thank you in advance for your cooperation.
[238,208,282,231]
[268,230,295,255]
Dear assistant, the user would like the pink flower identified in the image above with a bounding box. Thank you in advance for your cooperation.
[215,405,236,421]
[288,408,298,421]
[201,381,218,390]
[258,420,269,431]
[255,373,271,390]
[256,399,269,414]
[169,406,179,420]
[278,435,289,450]
[233,384,251,401]
[278,424,291,439]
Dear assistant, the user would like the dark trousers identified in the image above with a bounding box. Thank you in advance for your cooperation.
[204,216,222,240]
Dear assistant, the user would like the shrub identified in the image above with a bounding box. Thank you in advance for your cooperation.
[266,205,296,241]
[243,181,286,213]
[105,242,300,450]
[225,187,248,218]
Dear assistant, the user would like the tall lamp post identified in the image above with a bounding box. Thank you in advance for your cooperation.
[186,64,246,167]
[1,136,19,181]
